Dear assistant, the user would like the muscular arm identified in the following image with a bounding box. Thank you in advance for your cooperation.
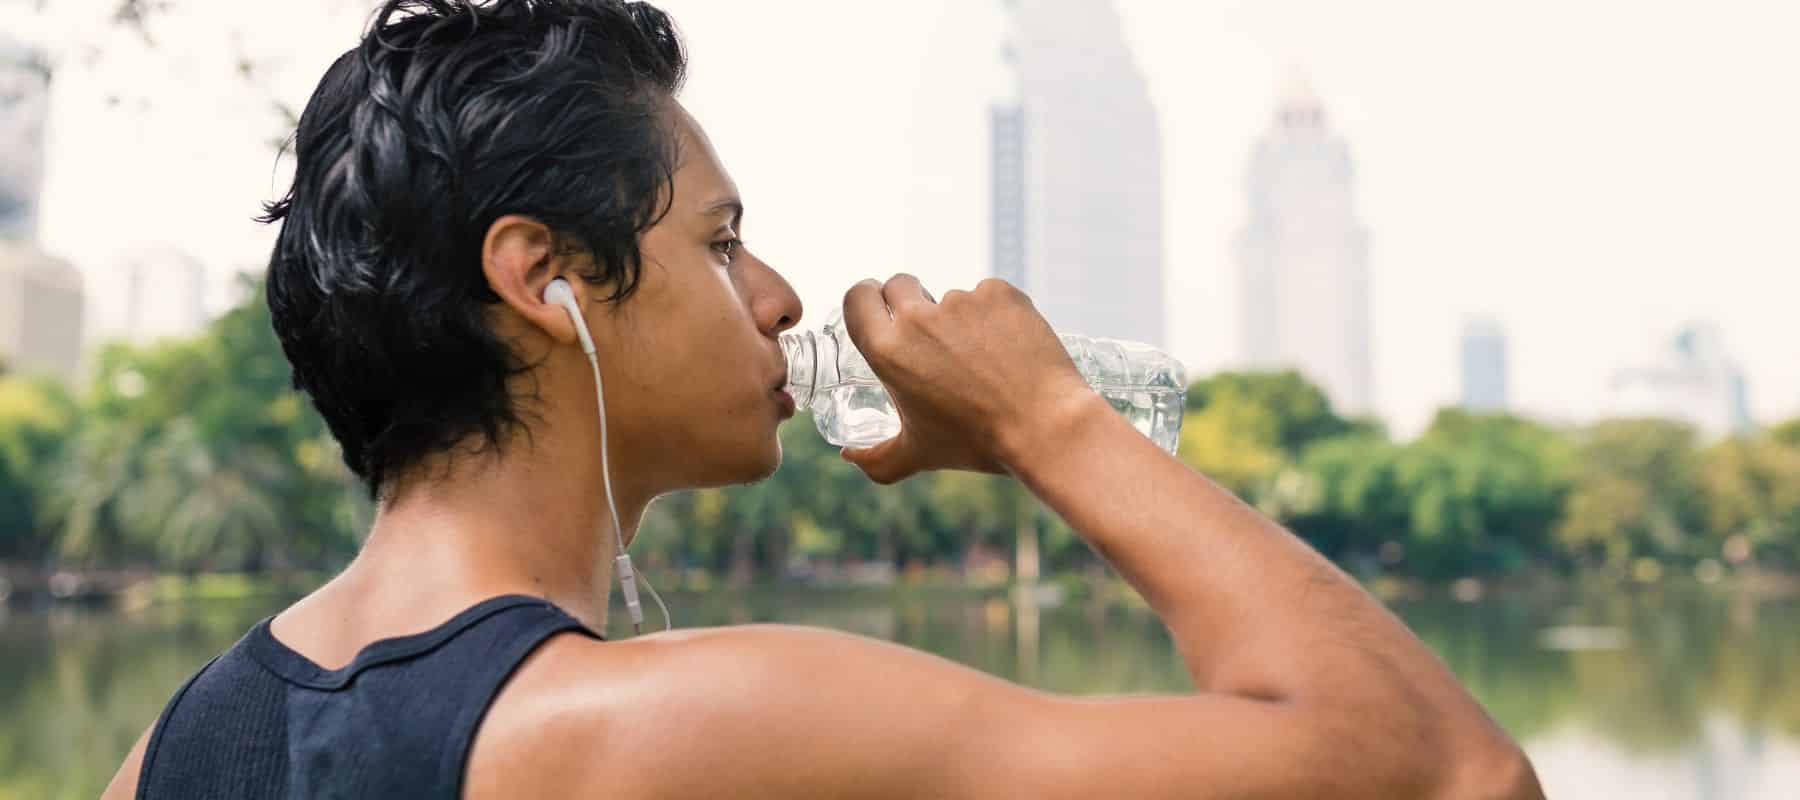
[499,276,1541,798]
[1003,391,1538,796]
[106,269,1542,798]
[543,618,1525,800]
[821,276,1537,798]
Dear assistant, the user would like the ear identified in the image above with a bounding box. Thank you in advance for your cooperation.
[482,214,585,349]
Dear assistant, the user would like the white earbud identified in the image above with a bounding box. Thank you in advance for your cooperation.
[542,278,668,635]
[543,278,597,356]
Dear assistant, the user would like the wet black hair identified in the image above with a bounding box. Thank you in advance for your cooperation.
[261,0,686,495]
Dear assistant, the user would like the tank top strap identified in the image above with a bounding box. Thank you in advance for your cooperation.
[138,594,601,799]
[419,597,600,795]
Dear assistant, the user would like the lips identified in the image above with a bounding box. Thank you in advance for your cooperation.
[771,352,795,417]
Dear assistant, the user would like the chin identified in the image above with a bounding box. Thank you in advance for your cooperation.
[746,438,784,481]
[699,437,784,488]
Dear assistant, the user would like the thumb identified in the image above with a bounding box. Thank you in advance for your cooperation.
[841,434,920,486]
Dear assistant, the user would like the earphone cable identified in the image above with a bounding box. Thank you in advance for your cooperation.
[556,277,672,636]
[584,349,649,634]
[639,566,672,632]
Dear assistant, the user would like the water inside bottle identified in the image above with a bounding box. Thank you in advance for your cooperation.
[811,380,1184,454]
[1100,387,1185,454]
[814,379,902,449]
[784,310,1186,454]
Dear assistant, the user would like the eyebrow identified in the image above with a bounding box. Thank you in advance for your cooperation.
[703,197,743,228]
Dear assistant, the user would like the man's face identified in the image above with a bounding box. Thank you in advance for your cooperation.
[589,103,805,491]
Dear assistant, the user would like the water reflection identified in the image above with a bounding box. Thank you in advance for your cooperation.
[1,585,1795,799]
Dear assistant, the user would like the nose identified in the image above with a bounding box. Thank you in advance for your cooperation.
[748,252,803,336]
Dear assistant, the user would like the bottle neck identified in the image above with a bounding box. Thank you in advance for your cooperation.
[779,330,818,407]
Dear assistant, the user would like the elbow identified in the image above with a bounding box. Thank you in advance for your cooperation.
[1318,709,1541,800]
[1444,741,1543,800]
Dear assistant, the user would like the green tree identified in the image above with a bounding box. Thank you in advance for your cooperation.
[0,376,75,559]
[1698,432,1800,568]
[1183,370,1358,452]
[714,419,847,583]
[1556,418,1704,570]
[1286,432,1408,563]
[43,278,364,571]
[924,471,1012,551]
[1177,371,1362,506]
[1768,417,1800,448]
[1395,411,1572,577]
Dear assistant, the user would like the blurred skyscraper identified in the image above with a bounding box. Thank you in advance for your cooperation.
[1604,322,1752,438]
[992,0,1164,347]
[87,245,212,344]
[989,24,1026,290]
[1235,77,1372,416]
[0,34,50,240]
[0,241,85,380]
[1460,317,1509,411]
[0,35,84,380]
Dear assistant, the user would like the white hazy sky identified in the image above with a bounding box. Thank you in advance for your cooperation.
[4,0,1797,435]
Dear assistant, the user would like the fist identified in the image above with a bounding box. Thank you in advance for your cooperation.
[838,275,1090,484]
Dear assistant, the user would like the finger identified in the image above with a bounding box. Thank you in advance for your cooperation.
[840,435,919,486]
[881,273,933,316]
[841,278,892,354]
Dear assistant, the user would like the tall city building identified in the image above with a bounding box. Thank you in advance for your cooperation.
[989,28,1027,290]
[1604,322,1752,438]
[992,0,1164,347]
[0,36,83,380]
[1460,317,1509,412]
[86,245,212,344]
[0,35,50,240]
[1234,77,1373,416]
[0,241,85,381]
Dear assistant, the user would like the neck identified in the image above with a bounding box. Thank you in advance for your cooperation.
[343,435,651,635]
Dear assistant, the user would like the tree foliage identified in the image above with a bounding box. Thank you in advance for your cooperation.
[0,375,75,558]
[23,278,365,571]
[4,285,1799,581]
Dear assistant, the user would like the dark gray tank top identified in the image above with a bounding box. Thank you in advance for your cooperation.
[137,594,598,799]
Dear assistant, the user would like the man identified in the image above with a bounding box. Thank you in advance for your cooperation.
[106,1,1542,797]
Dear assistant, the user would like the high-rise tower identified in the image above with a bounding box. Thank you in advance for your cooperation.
[0,36,84,381]
[1235,76,1373,415]
[0,35,50,240]
[994,0,1164,347]
[1460,317,1509,412]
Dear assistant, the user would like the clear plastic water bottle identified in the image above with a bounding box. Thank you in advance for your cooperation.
[779,311,1187,454]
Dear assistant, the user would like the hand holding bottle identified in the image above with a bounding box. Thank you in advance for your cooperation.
[836,275,1097,483]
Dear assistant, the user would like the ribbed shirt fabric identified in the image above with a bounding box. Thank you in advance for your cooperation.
[136,594,599,799]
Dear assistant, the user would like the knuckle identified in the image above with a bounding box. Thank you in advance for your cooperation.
[892,300,927,323]
[842,281,871,307]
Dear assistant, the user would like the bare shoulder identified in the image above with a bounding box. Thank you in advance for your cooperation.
[464,623,1031,800]
[101,722,153,800]
[462,622,1516,800]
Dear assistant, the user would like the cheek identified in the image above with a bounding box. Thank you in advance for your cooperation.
[614,332,751,430]
[614,269,768,421]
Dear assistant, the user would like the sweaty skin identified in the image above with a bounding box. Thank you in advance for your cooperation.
[105,105,1543,799]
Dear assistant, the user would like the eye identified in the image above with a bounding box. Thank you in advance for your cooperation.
[712,236,743,263]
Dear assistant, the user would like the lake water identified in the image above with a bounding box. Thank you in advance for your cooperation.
[2,583,1796,798]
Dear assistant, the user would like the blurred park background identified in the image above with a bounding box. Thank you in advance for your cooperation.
[3,1,1799,798]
